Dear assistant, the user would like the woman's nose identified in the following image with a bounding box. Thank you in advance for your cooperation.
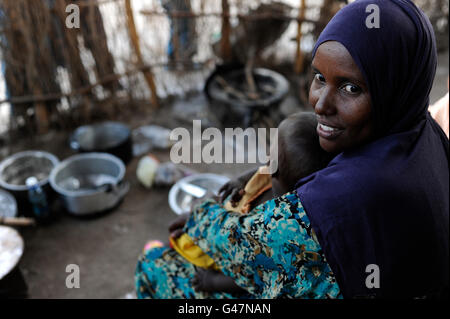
[314,87,336,116]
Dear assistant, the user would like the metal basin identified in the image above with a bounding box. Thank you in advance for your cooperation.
[168,173,230,215]
[49,153,129,216]
[0,151,59,215]
[70,122,133,164]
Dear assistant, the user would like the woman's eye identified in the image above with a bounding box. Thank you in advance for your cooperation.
[314,73,325,82]
[343,84,361,94]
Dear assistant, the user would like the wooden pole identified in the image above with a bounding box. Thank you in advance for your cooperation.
[17,0,50,133]
[124,0,159,108]
[295,0,306,74]
[221,0,232,62]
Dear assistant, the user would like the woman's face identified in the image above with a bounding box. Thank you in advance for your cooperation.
[309,41,373,153]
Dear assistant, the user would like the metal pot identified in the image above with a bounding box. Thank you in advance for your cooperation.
[0,151,59,216]
[70,122,133,164]
[49,153,129,216]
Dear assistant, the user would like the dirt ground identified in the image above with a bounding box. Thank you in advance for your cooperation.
[2,50,448,299]
[17,148,258,299]
[2,92,266,299]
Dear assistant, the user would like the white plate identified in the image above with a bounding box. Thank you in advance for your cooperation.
[0,225,24,280]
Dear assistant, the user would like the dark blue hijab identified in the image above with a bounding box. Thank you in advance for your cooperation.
[296,0,448,298]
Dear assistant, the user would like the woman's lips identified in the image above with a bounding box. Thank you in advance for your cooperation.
[317,122,344,139]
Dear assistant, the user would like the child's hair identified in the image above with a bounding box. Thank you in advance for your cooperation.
[275,112,333,190]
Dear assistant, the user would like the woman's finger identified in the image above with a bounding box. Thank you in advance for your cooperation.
[218,182,229,195]
[219,185,232,202]
[230,188,244,203]
[220,191,229,203]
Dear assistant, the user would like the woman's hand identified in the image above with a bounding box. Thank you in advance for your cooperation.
[193,268,246,294]
[218,167,257,205]
[192,268,219,292]
[218,180,245,206]
[168,212,190,239]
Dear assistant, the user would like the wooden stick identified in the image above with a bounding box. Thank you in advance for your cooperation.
[0,217,36,227]
[16,0,50,133]
[125,0,159,108]
[215,75,248,101]
[295,0,307,74]
[244,47,259,100]
[220,0,232,62]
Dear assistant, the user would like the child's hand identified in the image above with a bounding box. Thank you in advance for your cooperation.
[218,168,257,204]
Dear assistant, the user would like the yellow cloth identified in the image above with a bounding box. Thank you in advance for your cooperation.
[169,233,220,270]
[170,166,272,269]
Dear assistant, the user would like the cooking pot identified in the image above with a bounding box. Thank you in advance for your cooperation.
[70,122,133,164]
[49,153,129,216]
[0,151,59,216]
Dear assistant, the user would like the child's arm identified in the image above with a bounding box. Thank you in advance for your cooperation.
[193,268,247,294]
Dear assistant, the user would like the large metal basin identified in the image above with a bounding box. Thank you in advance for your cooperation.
[70,122,133,164]
[49,153,129,216]
[0,151,59,215]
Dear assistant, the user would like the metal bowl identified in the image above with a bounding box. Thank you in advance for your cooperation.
[0,151,59,191]
[49,153,129,216]
[168,173,230,215]
[0,151,59,215]
[70,122,133,164]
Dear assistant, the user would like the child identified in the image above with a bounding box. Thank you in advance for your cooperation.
[170,112,333,293]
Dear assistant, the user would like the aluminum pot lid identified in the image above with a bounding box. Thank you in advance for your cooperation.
[0,189,17,218]
[0,225,24,280]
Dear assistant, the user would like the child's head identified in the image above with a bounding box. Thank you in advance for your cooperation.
[271,112,333,196]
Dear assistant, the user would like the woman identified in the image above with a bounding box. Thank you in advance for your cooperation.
[135,0,448,299]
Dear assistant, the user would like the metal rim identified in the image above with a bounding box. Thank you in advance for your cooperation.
[207,68,290,108]
[49,152,125,197]
[0,150,59,191]
[168,173,230,215]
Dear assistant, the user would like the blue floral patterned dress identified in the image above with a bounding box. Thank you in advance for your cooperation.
[135,191,342,299]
